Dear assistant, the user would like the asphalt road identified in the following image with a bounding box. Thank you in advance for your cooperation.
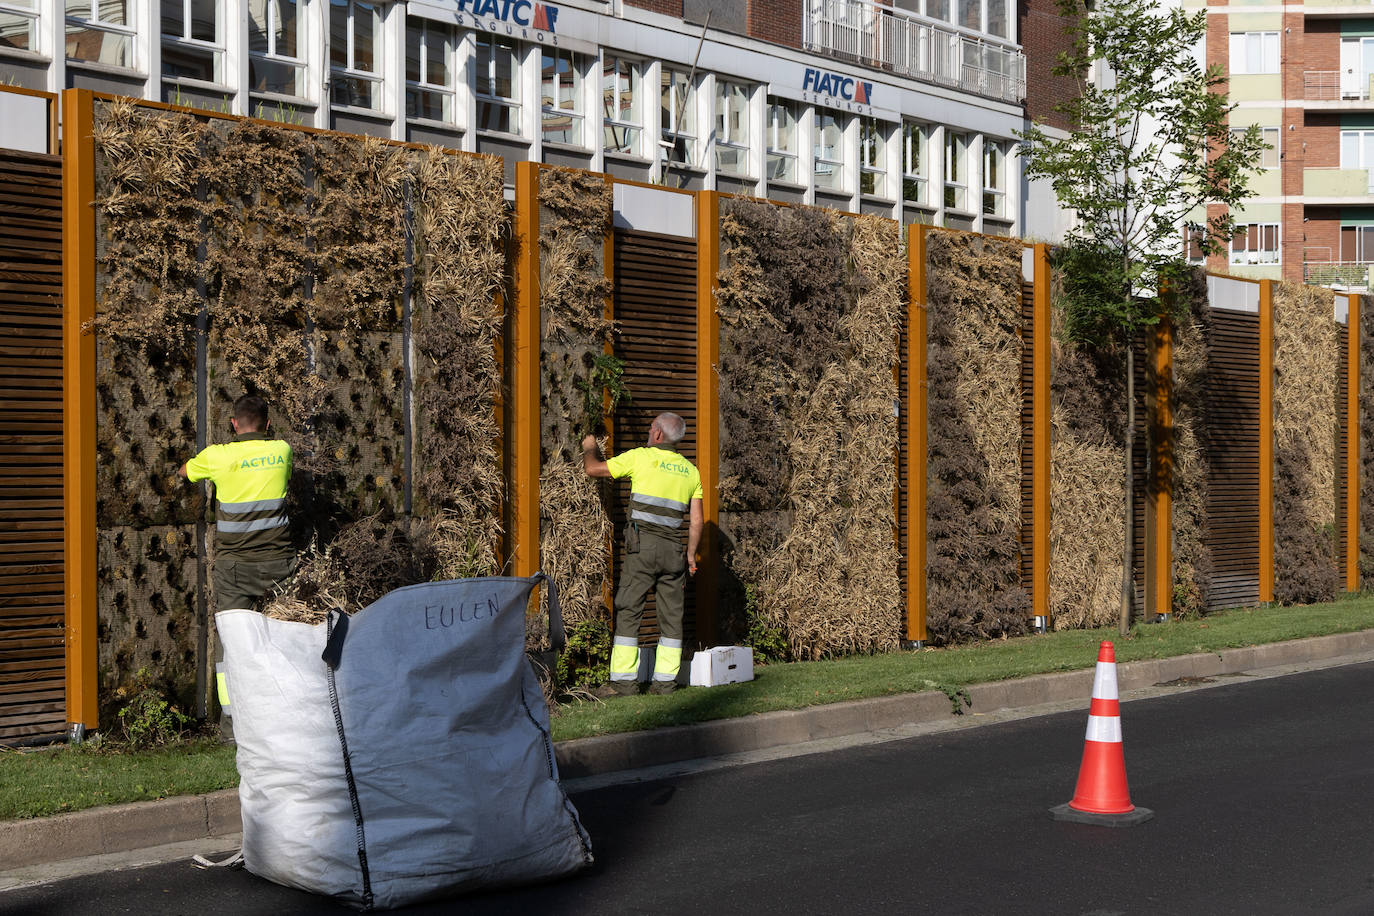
[5,661,1374,916]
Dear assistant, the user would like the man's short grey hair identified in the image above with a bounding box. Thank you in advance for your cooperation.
[654,412,686,444]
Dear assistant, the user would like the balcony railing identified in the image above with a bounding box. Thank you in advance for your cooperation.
[1304,261,1372,289]
[803,0,1026,105]
[1304,70,1374,101]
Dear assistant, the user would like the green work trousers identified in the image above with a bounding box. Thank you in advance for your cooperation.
[611,527,686,683]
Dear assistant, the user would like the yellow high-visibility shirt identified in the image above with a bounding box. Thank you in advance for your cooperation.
[185,432,293,556]
[605,447,702,539]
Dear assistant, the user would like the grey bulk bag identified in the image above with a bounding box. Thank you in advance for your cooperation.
[215,572,593,910]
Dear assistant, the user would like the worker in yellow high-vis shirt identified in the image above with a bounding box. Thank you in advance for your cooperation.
[179,394,296,741]
[582,412,703,696]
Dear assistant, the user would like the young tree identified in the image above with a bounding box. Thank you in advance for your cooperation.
[1018,0,1265,635]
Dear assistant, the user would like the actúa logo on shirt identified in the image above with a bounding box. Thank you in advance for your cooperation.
[240,454,286,469]
[658,458,690,475]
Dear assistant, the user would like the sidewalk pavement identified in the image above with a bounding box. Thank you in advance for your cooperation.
[4,628,1374,888]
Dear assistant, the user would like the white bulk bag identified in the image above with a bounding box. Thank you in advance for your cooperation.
[216,572,592,910]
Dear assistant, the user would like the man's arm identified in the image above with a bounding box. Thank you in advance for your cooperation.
[177,463,189,479]
[581,434,611,478]
[687,498,703,576]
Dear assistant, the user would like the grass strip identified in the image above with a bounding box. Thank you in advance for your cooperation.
[3,596,1371,820]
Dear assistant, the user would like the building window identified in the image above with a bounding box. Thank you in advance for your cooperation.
[902,120,928,206]
[162,0,221,83]
[766,96,799,184]
[1228,31,1279,75]
[814,109,847,191]
[249,0,304,98]
[1230,223,1279,265]
[330,0,380,110]
[715,79,750,177]
[660,66,696,167]
[405,17,454,123]
[1341,225,1374,262]
[541,47,585,147]
[957,0,978,31]
[982,138,1007,217]
[944,130,968,211]
[1184,223,1206,265]
[925,0,949,23]
[1340,37,1374,99]
[859,116,889,197]
[0,0,38,53]
[66,0,135,69]
[476,33,521,135]
[1340,129,1374,170]
[986,0,1007,39]
[1231,125,1278,169]
[602,54,641,156]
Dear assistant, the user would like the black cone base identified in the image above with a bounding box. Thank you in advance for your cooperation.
[1050,803,1154,827]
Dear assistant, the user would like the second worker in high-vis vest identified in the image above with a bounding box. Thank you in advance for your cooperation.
[582,412,703,696]
[179,394,297,741]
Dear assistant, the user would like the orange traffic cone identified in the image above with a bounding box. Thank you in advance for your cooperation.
[1050,641,1154,826]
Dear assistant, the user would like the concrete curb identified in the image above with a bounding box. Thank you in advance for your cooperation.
[5,628,1374,871]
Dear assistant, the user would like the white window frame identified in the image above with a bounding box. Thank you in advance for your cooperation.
[944,130,968,211]
[602,53,642,157]
[1341,225,1374,263]
[859,116,889,198]
[982,137,1007,217]
[714,78,751,177]
[249,0,307,101]
[660,64,697,168]
[813,108,847,192]
[541,45,585,148]
[161,0,223,85]
[1228,31,1279,75]
[330,0,382,111]
[1232,125,1279,169]
[474,32,521,136]
[1184,223,1207,265]
[1229,222,1280,265]
[902,119,929,206]
[404,16,455,125]
[0,0,39,57]
[766,96,800,185]
[66,0,137,69]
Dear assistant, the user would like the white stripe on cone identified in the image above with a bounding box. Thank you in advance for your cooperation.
[1085,715,1122,743]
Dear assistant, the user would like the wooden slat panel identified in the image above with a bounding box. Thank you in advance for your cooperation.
[1204,307,1260,610]
[612,228,699,650]
[0,146,64,742]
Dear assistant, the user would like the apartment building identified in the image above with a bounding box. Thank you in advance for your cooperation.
[0,0,1067,235]
[1193,0,1374,289]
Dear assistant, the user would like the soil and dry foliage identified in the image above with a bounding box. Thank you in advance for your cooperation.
[1047,289,1128,630]
[536,169,616,644]
[91,99,507,714]
[1272,282,1339,605]
[1167,270,1214,617]
[716,199,903,660]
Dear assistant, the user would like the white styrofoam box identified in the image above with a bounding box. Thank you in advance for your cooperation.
[689,646,754,687]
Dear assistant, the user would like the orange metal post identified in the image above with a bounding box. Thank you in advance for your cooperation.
[695,190,720,647]
[511,162,541,580]
[1032,244,1051,626]
[906,225,929,643]
[62,89,98,731]
[1348,293,1360,593]
[1259,280,1274,603]
[1148,319,1173,617]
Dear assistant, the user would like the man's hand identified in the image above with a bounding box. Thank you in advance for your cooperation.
[581,434,598,452]
[687,550,697,577]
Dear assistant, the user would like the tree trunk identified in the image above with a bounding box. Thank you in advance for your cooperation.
[1120,340,1135,636]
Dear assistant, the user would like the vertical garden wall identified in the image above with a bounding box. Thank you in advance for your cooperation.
[91,99,507,714]
[923,232,1028,643]
[715,198,903,659]
[1167,270,1216,616]
[534,168,615,643]
[1272,282,1339,605]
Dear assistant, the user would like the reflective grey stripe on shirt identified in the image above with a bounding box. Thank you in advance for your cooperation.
[217,516,290,533]
[633,493,689,513]
[631,508,683,528]
[218,497,287,514]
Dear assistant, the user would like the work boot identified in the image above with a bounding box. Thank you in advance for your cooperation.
[592,681,639,699]
[647,680,678,695]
